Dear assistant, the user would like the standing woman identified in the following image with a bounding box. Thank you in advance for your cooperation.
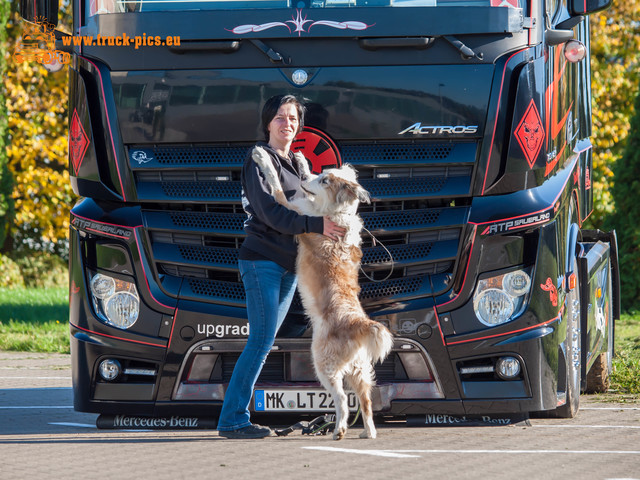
[217,95,345,439]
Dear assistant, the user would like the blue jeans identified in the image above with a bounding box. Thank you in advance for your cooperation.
[217,259,298,431]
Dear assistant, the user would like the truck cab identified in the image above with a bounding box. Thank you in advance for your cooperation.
[20,0,618,423]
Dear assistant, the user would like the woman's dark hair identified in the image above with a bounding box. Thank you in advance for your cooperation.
[261,95,305,141]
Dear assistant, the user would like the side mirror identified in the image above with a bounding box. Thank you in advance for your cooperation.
[569,0,611,16]
[19,0,59,27]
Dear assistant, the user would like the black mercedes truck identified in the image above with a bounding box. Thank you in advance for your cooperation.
[20,0,619,424]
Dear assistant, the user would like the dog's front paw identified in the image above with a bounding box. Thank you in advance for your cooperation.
[251,146,270,167]
[333,426,347,441]
[293,151,315,181]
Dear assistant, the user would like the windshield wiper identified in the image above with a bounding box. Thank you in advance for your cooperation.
[250,39,291,64]
[442,35,483,60]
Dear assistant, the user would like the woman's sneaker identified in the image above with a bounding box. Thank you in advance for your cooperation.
[218,424,272,439]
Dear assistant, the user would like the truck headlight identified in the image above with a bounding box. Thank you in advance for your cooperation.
[473,269,531,327]
[90,272,140,329]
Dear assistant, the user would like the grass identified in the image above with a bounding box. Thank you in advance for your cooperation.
[0,287,638,397]
[607,313,640,398]
[0,287,69,354]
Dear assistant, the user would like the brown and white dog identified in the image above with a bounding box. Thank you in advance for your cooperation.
[251,146,393,440]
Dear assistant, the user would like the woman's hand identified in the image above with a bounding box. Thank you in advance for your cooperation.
[323,217,346,241]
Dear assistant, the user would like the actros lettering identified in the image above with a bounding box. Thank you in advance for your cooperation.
[197,323,250,338]
[398,123,478,135]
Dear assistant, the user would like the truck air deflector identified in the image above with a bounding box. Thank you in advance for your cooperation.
[86,7,525,41]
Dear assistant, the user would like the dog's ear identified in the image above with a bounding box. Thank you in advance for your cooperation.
[337,181,370,205]
[356,185,371,204]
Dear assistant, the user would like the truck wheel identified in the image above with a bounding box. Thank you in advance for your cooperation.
[553,256,581,418]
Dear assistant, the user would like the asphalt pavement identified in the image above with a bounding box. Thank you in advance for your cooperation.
[1,351,639,480]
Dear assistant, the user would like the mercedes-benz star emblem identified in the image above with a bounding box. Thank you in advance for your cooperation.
[292,69,309,85]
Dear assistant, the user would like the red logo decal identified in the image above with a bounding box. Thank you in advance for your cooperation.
[69,109,89,175]
[515,100,545,169]
[490,0,519,6]
[540,278,558,307]
[585,165,591,189]
[292,126,342,174]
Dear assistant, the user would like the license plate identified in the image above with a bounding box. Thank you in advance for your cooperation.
[254,389,359,412]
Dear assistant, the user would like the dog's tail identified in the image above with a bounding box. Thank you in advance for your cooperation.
[364,320,394,364]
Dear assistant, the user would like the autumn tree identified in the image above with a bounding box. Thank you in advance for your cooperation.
[588,0,640,229]
[3,1,73,256]
[607,86,640,311]
[0,0,14,249]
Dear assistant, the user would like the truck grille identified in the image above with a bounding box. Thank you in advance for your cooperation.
[129,141,475,309]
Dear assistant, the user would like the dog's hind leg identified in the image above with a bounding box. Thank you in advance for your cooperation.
[316,370,349,440]
[346,361,377,439]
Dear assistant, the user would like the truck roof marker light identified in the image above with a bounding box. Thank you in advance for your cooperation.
[564,40,586,63]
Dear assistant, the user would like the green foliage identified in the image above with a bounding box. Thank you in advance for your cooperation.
[589,1,640,229]
[607,87,640,311]
[0,253,25,287]
[610,314,640,395]
[4,1,74,257]
[11,251,68,288]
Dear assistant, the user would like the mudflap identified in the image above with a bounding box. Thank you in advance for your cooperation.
[577,229,620,390]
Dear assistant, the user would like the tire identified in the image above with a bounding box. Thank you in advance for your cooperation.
[553,255,581,418]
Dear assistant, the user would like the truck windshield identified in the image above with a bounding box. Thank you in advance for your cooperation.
[89,0,521,15]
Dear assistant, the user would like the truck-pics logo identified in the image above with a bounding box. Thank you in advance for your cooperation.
[398,123,478,135]
[13,18,71,67]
